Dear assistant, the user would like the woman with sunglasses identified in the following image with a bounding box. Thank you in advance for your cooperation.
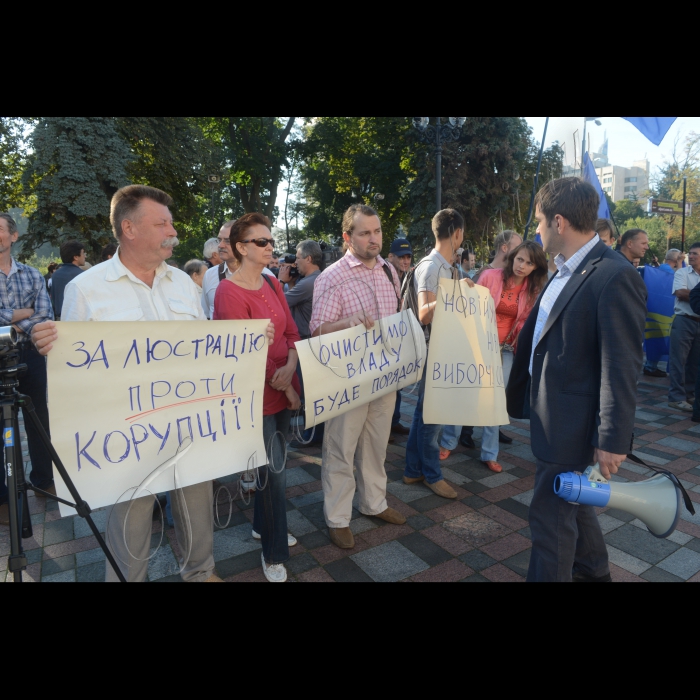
[214,212,302,584]
[476,241,548,473]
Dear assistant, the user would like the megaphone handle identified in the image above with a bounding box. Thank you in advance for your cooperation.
[627,454,696,517]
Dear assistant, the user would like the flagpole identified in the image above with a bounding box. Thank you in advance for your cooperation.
[682,177,688,254]
[524,117,550,240]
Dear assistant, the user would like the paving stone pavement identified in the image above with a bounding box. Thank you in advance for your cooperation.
[2,372,700,583]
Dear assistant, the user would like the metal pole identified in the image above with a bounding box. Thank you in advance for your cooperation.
[435,117,442,213]
[682,176,688,254]
[524,117,550,240]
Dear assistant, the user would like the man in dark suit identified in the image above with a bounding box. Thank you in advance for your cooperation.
[507,178,647,583]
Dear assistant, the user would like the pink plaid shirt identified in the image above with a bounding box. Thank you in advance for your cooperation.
[310,251,401,335]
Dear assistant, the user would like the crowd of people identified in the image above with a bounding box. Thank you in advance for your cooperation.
[0,170,686,584]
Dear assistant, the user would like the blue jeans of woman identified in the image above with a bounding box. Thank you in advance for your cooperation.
[481,349,514,462]
[254,410,291,566]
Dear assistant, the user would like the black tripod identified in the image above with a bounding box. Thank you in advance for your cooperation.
[1,346,126,583]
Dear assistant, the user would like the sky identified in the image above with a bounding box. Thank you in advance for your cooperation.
[524,116,700,175]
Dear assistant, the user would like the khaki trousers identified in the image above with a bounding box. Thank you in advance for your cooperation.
[105,481,215,583]
[322,392,395,529]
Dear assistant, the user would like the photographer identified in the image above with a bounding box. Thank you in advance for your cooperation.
[0,213,55,527]
[280,241,324,448]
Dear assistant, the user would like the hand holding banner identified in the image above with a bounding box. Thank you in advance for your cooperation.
[296,310,427,430]
[424,280,509,427]
[48,321,268,516]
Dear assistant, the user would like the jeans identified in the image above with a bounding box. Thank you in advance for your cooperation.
[477,351,515,463]
[669,315,700,403]
[528,458,609,582]
[405,373,444,485]
[0,344,53,505]
[297,355,324,445]
[392,390,403,427]
[440,424,462,451]
[254,410,291,566]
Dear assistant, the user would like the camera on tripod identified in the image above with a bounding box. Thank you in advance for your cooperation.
[0,326,20,367]
[283,255,301,279]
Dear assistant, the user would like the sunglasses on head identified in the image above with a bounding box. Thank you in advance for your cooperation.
[243,238,274,249]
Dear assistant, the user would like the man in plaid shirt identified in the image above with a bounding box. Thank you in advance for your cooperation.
[0,214,55,527]
[310,205,407,551]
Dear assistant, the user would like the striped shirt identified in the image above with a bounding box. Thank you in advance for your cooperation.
[0,259,55,341]
[310,251,400,336]
[530,235,600,375]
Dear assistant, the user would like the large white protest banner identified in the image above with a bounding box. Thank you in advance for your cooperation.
[424,280,509,427]
[48,321,268,517]
[296,310,427,430]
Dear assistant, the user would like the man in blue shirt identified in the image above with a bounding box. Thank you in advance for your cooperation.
[0,214,56,526]
[49,240,86,320]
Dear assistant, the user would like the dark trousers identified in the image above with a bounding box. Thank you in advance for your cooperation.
[528,458,610,583]
[254,410,291,566]
[0,344,53,504]
[392,390,402,427]
[296,351,324,445]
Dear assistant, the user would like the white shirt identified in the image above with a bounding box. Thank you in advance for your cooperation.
[530,235,600,375]
[673,266,700,318]
[201,263,275,319]
[62,249,206,323]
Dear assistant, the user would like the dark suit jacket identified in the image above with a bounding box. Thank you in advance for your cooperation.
[507,240,647,466]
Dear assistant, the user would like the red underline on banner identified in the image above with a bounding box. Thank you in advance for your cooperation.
[126,394,238,422]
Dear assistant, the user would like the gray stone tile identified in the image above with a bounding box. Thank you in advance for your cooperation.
[504,444,536,461]
[73,509,108,539]
[606,546,652,576]
[658,437,700,452]
[459,550,498,572]
[213,524,261,560]
[349,517,378,536]
[42,518,74,547]
[681,505,700,526]
[478,473,519,489]
[686,539,700,554]
[641,567,685,583]
[503,549,531,578]
[352,541,429,582]
[636,411,665,422]
[42,570,76,583]
[632,451,671,466]
[147,546,180,581]
[285,510,318,538]
[285,468,316,488]
[657,549,700,581]
[622,462,654,476]
[42,555,75,577]
[606,525,679,566]
[325,558,375,583]
[460,574,491,583]
[407,515,435,531]
[687,425,700,435]
[76,548,107,568]
[441,467,472,487]
[598,515,625,535]
[645,423,667,430]
[512,490,535,508]
[286,553,318,577]
[77,562,106,582]
[387,482,433,504]
[289,491,325,509]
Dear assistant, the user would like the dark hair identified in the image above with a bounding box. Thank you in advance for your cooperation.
[101,243,118,261]
[621,229,648,248]
[230,212,272,263]
[535,177,599,233]
[60,240,85,265]
[597,218,614,236]
[432,209,465,241]
[47,262,60,275]
[110,185,174,240]
[184,259,207,278]
[462,250,473,263]
[342,204,379,234]
[502,241,549,305]
[690,242,700,252]
[0,213,18,235]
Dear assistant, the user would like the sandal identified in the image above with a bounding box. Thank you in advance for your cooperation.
[440,448,452,461]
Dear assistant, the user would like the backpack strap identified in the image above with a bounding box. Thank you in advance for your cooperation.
[263,274,277,293]
[381,263,402,313]
[218,263,227,283]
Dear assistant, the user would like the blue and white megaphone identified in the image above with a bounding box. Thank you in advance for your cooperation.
[554,462,696,540]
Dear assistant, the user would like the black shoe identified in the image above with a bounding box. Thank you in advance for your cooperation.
[289,440,321,450]
[644,369,668,378]
[572,571,613,583]
[499,431,513,445]
[460,436,477,450]
[693,416,700,424]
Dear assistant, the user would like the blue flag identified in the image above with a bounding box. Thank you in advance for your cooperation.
[622,117,677,146]
[583,152,613,221]
[643,265,676,363]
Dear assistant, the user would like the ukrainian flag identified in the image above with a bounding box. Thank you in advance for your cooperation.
[644,265,675,363]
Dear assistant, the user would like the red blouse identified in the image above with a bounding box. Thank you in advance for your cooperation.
[214,276,301,416]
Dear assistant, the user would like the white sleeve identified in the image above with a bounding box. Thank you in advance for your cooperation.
[673,268,687,294]
[61,283,93,322]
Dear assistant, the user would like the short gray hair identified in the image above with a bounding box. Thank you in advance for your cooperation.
[494,230,522,253]
[296,240,323,268]
[666,249,682,262]
[0,213,18,235]
[203,238,220,260]
[184,259,207,278]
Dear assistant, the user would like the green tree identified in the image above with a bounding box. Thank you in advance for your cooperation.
[613,198,646,224]
[0,117,35,209]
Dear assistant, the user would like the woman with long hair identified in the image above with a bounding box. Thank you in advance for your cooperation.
[476,241,548,473]
[214,212,302,584]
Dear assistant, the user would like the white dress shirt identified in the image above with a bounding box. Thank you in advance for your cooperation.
[530,235,600,375]
[673,266,700,318]
[62,249,206,323]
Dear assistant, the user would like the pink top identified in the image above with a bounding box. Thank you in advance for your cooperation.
[478,269,537,351]
[214,275,301,416]
[309,251,401,336]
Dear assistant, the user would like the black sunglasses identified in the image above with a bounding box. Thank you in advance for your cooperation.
[243,238,274,249]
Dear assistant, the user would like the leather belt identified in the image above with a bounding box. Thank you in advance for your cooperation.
[682,315,700,322]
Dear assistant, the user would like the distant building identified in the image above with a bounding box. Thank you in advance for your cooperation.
[596,159,650,203]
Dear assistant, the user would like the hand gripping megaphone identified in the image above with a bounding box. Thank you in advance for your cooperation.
[554,457,696,540]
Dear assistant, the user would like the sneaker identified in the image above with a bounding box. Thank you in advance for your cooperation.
[252,530,298,548]
[261,554,288,583]
[669,401,694,413]
[644,369,668,378]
